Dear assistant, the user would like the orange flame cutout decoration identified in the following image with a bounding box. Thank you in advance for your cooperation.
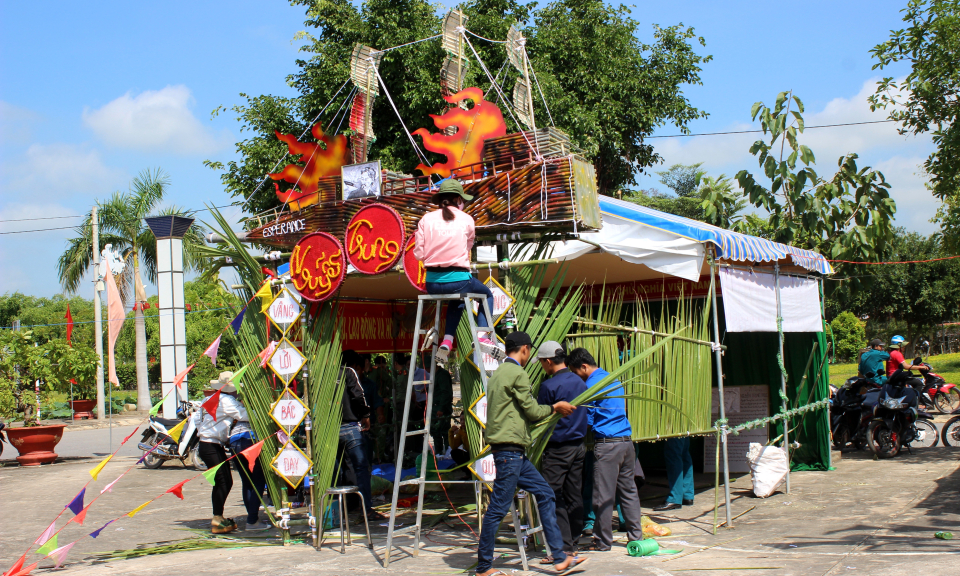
[270,123,349,205]
[413,87,507,178]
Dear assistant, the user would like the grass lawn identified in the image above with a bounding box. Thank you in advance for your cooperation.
[829,351,960,385]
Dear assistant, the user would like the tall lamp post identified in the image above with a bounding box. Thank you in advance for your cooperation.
[145,216,194,418]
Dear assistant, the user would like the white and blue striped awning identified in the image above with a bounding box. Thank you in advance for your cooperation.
[599,197,834,275]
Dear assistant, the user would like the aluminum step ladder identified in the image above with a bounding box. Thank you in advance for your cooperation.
[383,292,495,567]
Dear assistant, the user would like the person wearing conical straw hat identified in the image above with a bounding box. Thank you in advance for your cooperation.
[194,371,248,534]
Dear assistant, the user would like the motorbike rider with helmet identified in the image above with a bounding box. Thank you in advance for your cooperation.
[886,335,927,377]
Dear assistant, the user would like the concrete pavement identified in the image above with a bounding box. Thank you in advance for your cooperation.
[1,439,959,575]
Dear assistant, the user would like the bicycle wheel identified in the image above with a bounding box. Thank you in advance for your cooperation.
[908,420,939,448]
[942,417,960,447]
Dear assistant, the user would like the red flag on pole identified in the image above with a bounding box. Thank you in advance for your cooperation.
[64,305,74,345]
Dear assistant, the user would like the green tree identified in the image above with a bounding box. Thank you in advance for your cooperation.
[870,0,960,234]
[208,0,711,212]
[0,293,96,349]
[830,311,866,362]
[715,92,897,262]
[57,169,206,410]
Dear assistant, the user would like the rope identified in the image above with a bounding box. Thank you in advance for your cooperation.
[241,77,352,207]
[460,33,540,160]
[464,29,507,44]
[372,34,442,54]
[527,53,555,127]
[826,254,960,265]
[371,61,432,166]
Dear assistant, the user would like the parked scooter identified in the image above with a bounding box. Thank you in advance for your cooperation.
[865,370,939,458]
[138,400,207,470]
[831,373,886,450]
[940,406,960,446]
[912,361,960,413]
[0,421,6,458]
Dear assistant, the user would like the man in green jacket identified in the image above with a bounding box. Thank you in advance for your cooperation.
[476,331,588,576]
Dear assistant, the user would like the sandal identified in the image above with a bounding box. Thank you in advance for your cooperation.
[578,542,609,552]
[540,556,555,564]
[556,556,589,575]
[211,520,237,534]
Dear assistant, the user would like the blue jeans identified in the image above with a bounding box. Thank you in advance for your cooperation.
[477,451,567,572]
[665,437,694,504]
[230,436,267,524]
[338,422,373,512]
[425,277,494,337]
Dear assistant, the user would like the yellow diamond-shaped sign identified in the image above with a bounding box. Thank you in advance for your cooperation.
[466,334,505,376]
[472,276,515,326]
[467,393,488,429]
[268,338,306,385]
[270,387,309,433]
[466,446,496,487]
[266,288,303,335]
[270,441,313,489]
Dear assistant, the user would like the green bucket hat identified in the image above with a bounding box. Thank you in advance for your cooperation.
[430,178,474,204]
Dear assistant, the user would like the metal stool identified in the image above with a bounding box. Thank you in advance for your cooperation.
[320,486,372,553]
[510,490,551,570]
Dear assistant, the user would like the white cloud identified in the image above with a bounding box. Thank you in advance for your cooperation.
[646,77,938,233]
[82,85,230,155]
[0,143,127,201]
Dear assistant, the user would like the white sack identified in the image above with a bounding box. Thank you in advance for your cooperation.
[746,442,788,498]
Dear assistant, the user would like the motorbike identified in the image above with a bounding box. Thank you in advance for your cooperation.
[912,361,960,413]
[138,400,207,470]
[0,421,6,458]
[940,406,960,447]
[831,376,876,450]
[865,371,939,458]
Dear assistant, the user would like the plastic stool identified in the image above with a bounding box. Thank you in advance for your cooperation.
[321,486,372,553]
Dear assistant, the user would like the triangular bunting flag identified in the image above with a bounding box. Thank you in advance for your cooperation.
[230,363,250,389]
[149,397,163,416]
[203,335,221,367]
[258,341,278,368]
[201,462,224,486]
[47,542,76,568]
[201,390,221,419]
[167,419,186,442]
[66,487,86,515]
[261,266,277,279]
[35,533,58,556]
[10,561,37,576]
[89,455,113,481]
[89,520,115,539]
[172,363,195,388]
[230,306,246,335]
[166,479,190,500]
[278,430,288,445]
[100,474,122,494]
[64,304,74,345]
[254,282,273,314]
[35,520,56,545]
[121,426,140,445]
[68,503,91,526]
[127,500,151,518]
[4,554,25,576]
[239,440,265,472]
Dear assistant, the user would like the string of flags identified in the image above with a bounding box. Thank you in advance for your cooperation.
[3,275,289,575]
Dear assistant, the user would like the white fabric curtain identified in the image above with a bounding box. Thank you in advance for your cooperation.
[719,267,823,332]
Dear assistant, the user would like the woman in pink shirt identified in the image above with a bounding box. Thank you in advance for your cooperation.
[414,178,497,362]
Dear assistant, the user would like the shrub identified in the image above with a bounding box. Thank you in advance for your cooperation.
[831,312,866,361]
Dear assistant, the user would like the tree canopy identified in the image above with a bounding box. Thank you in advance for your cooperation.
[207,0,712,214]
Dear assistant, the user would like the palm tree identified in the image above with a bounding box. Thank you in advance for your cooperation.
[58,169,206,410]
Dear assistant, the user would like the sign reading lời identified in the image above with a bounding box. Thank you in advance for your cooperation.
[270,441,313,489]
[268,339,307,386]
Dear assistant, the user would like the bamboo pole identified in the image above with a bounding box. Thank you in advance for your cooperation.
[709,247,733,528]
[774,264,791,494]
[573,318,727,350]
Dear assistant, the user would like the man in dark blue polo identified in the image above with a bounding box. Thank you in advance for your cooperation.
[536,341,588,559]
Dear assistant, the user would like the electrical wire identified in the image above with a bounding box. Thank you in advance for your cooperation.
[0,214,84,223]
[0,204,236,235]
[826,254,960,265]
[646,119,898,139]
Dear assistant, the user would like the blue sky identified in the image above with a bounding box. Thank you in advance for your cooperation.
[0,0,931,298]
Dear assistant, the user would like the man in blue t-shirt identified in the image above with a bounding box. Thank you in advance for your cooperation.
[858,339,890,385]
[568,347,643,552]
[536,341,588,558]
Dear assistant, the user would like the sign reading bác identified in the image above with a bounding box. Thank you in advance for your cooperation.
[290,232,345,302]
[270,387,309,433]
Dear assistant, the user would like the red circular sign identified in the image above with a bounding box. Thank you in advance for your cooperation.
[344,204,406,275]
[403,236,426,293]
[290,232,345,302]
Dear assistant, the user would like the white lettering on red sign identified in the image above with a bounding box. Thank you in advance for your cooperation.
[262,219,306,238]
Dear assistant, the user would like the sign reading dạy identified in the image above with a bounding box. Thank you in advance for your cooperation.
[270,441,313,489]
[345,204,405,274]
[290,232,345,302]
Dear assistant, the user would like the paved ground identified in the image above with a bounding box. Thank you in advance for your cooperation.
[2,425,959,575]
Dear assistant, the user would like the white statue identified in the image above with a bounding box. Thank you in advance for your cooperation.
[99,244,126,278]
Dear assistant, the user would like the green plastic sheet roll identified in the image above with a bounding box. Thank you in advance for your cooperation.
[626,539,682,557]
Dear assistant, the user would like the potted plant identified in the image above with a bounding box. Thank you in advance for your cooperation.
[0,331,98,465]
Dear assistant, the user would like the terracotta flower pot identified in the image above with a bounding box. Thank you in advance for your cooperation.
[6,424,67,466]
[69,399,96,420]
